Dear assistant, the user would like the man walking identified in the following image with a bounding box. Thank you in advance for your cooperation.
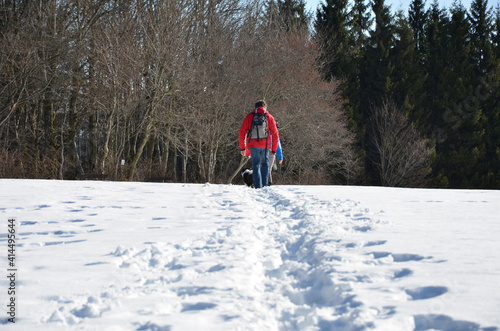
[239,100,279,188]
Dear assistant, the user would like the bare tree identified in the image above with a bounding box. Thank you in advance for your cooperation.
[235,31,362,184]
[1,0,360,185]
[370,100,433,187]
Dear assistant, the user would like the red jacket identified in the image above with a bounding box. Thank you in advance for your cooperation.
[239,107,279,152]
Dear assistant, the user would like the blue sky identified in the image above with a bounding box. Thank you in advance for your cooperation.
[304,0,483,16]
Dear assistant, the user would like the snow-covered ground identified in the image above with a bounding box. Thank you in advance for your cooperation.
[1,179,499,330]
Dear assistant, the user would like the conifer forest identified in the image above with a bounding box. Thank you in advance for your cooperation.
[1,0,499,188]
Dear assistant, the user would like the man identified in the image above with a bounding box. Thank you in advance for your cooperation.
[239,100,279,188]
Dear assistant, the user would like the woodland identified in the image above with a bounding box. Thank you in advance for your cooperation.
[1,0,499,188]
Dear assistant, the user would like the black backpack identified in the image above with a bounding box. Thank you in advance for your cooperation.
[249,113,268,141]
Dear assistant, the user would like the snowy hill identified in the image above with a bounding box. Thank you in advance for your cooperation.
[1,179,499,330]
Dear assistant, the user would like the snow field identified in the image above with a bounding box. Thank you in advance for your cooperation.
[0,179,499,330]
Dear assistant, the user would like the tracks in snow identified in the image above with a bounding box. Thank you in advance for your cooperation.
[245,186,386,329]
[45,184,454,330]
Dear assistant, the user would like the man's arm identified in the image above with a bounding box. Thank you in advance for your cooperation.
[239,114,251,151]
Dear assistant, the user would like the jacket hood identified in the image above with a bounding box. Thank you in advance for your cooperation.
[254,106,267,114]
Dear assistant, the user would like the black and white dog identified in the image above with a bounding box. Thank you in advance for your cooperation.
[241,168,254,187]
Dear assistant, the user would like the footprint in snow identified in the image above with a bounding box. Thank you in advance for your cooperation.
[371,252,392,259]
[406,286,448,300]
[135,321,171,331]
[44,239,87,246]
[353,225,373,232]
[393,268,413,279]
[181,302,217,312]
[84,262,109,266]
[207,264,225,272]
[392,253,429,262]
[21,221,38,226]
[343,242,360,249]
[176,286,216,296]
[364,240,387,247]
[414,314,496,331]
[54,230,78,237]
[369,252,430,262]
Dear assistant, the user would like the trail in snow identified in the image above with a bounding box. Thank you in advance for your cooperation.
[41,185,436,329]
[1,180,498,330]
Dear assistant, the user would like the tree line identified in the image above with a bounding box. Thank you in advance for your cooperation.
[0,0,359,184]
[315,0,500,188]
[1,0,499,188]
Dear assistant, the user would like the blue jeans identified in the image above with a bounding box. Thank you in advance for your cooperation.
[250,148,270,188]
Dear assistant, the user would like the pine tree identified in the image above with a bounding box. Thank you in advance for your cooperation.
[345,0,372,131]
[423,1,449,136]
[493,5,500,58]
[315,0,351,82]
[265,0,310,34]
[423,1,451,186]
[314,0,370,181]
[280,0,310,33]
[360,0,394,111]
[408,0,428,54]
[350,0,372,47]
[357,0,395,184]
[469,0,500,187]
[436,2,485,188]
[407,0,431,132]
[491,6,500,187]
[391,12,428,128]
[311,0,500,188]
[469,0,494,75]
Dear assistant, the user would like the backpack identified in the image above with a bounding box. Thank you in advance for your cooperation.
[249,113,268,141]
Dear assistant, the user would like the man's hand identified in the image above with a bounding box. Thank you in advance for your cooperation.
[240,150,246,156]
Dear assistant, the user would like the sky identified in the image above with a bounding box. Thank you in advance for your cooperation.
[304,0,484,16]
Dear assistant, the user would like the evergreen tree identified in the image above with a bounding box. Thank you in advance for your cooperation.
[423,1,450,186]
[315,0,351,82]
[279,0,310,33]
[407,0,430,131]
[358,0,394,183]
[314,0,371,181]
[360,0,394,111]
[469,1,500,187]
[311,0,500,188]
[491,6,500,188]
[469,0,494,75]
[345,0,372,131]
[487,68,500,188]
[266,0,310,34]
[391,11,427,127]
[350,0,372,47]
[408,0,428,54]
[493,5,500,58]
[423,1,449,136]
[435,2,486,187]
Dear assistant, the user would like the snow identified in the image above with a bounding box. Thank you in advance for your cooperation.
[1,179,499,330]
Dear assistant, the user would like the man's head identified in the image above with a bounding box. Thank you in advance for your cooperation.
[255,100,267,109]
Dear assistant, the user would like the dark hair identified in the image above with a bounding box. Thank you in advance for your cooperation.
[255,100,267,109]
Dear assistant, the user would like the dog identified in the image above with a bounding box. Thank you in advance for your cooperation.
[241,168,254,187]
